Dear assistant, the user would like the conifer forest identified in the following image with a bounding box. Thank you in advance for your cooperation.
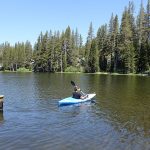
[0,1,150,74]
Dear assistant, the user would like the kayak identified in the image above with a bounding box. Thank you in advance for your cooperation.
[59,93,96,106]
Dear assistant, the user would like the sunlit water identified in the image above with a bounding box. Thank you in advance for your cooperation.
[0,72,150,150]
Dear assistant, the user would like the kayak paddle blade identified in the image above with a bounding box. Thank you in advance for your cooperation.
[71,81,76,86]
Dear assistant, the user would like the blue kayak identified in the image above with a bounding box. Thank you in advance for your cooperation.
[59,93,96,106]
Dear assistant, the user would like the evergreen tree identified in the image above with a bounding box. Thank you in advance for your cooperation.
[75,28,79,48]
[79,34,83,55]
[97,24,108,71]
[119,5,136,73]
[0,44,3,65]
[24,41,32,69]
[85,22,94,72]
[107,13,114,72]
[145,0,150,70]
[71,30,78,67]
[64,26,72,67]
[113,15,119,72]
[88,39,98,72]
[61,31,67,71]
[136,1,148,73]
[33,33,43,71]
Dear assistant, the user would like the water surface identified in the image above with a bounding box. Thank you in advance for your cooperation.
[0,73,150,150]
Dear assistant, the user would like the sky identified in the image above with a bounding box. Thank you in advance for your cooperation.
[0,0,148,46]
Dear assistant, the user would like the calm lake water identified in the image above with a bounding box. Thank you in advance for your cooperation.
[0,72,150,150]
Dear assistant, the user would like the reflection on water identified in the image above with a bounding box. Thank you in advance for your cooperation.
[93,75,150,138]
[0,73,149,150]
[0,112,4,122]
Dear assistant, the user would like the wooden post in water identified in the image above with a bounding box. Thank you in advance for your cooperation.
[0,95,4,111]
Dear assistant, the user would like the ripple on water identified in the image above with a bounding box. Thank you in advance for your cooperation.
[0,73,150,150]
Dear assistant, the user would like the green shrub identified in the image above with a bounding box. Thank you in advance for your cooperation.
[17,67,31,72]
[65,66,80,72]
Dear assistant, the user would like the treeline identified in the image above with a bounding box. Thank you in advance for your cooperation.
[0,0,150,73]
[33,28,84,72]
[95,0,150,74]
[0,41,32,71]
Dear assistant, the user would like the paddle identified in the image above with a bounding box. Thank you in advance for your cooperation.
[71,80,76,87]
[71,81,86,96]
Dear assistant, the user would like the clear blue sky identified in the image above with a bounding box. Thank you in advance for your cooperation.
[0,0,148,46]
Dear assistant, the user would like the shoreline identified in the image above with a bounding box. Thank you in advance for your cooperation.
[0,71,149,76]
[0,70,32,73]
[55,72,150,76]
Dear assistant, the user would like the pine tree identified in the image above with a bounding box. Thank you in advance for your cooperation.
[145,0,150,70]
[2,42,11,70]
[107,13,114,72]
[97,24,108,71]
[46,32,53,72]
[88,39,98,72]
[119,5,136,73]
[0,44,3,66]
[136,1,148,73]
[71,30,78,67]
[127,1,136,73]
[17,42,26,68]
[24,40,32,69]
[61,31,67,71]
[113,15,119,72]
[85,22,94,72]
[75,28,79,48]
[55,31,62,72]
[33,31,49,72]
[78,34,84,57]
[64,26,72,67]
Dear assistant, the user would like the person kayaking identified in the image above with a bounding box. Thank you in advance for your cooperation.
[72,86,88,99]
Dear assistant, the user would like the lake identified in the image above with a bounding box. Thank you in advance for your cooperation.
[0,72,150,150]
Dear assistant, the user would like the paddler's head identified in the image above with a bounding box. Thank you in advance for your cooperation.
[74,86,80,92]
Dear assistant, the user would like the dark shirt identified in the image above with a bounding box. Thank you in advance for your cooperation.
[72,92,82,99]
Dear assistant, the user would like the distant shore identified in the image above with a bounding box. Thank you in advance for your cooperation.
[56,71,150,76]
[0,68,32,73]
[0,70,149,76]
